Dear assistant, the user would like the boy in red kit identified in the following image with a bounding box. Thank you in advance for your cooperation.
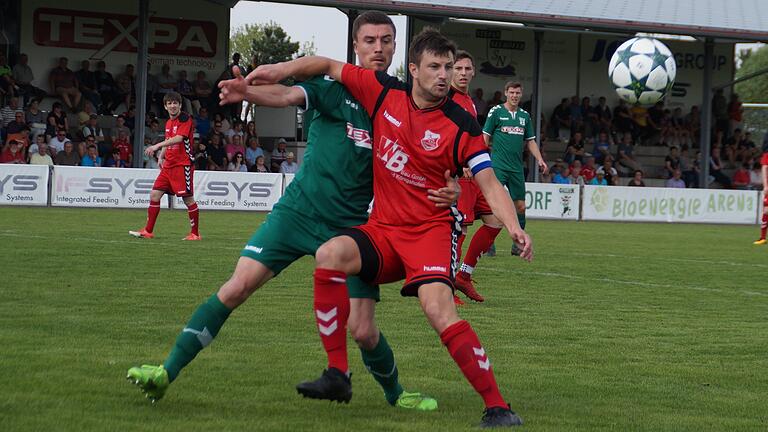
[130,91,200,240]
[248,29,532,427]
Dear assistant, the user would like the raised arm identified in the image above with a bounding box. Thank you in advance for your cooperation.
[246,56,346,85]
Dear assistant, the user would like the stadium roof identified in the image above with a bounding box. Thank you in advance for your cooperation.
[261,0,768,42]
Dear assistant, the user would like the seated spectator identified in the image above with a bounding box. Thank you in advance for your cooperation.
[225,134,245,163]
[568,159,584,184]
[94,60,117,114]
[613,100,634,137]
[580,156,597,183]
[0,53,16,98]
[6,111,27,136]
[589,170,608,185]
[709,146,732,188]
[226,120,245,141]
[114,64,135,113]
[550,97,571,140]
[76,60,101,112]
[665,169,686,188]
[46,102,68,139]
[732,162,752,190]
[122,106,137,132]
[208,118,225,140]
[1,96,23,130]
[592,131,612,164]
[49,128,71,155]
[206,133,227,171]
[664,146,680,178]
[684,105,701,140]
[12,53,46,105]
[191,71,213,113]
[253,155,269,173]
[82,114,106,145]
[27,133,46,155]
[49,57,82,111]
[627,169,645,187]
[280,151,299,174]
[81,144,102,167]
[228,151,247,172]
[563,131,585,164]
[1,140,25,163]
[723,128,743,167]
[156,65,177,113]
[551,160,571,184]
[105,148,128,168]
[271,138,288,172]
[597,157,618,185]
[472,88,488,124]
[580,96,597,137]
[679,146,696,188]
[593,96,612,134]
[112,115,131,141]
[55,141,80,166]
[738,132,757,162]
[177,70,194,113]
[193,141,208,170]
[245,136,264,170]
[112,129,133,166]
[194,107,211,137]
[25,99,46,137]
[29,141,53,166]
[7,125,30,152]
[213,112,231,133]
[750,160,763,190]
[245,121,258,143]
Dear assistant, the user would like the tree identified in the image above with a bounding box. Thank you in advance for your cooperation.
[394,63,406,81]
[735,44,768,103]
[229,22,301,67]
[298,39,317,58]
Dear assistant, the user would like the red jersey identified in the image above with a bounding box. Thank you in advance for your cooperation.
[449,87,478,118]
[112,138,131,162]
[341,64,490,226]
[163,113,194,168]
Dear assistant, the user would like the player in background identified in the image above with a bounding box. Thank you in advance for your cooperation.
[130,92,200,241]
[754,141,768,245]
[126,12,452,411]
[248,28,533,427]
[449,50,500,303]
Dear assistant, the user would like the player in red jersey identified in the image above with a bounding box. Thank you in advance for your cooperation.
[754,144,768,245]
[449,50,499,303]
[130,91,200,240]
[249,29,532,428]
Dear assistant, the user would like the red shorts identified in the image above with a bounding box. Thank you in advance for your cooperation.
[342,215,462,296]
[457,177,492,226]
[760,152,768,166]
[153,165,194,197]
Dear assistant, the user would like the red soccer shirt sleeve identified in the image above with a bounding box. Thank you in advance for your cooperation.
[340,63,386,116]
[460,130,492,176]
[173,117,193,139]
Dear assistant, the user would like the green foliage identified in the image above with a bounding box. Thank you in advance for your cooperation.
[394,63,407,81]
[735,45,768,103]
[229,22,301,67]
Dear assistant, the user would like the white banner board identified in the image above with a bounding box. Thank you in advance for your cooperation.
[582,185,758,224]
[172,171,283,211]
[525,182,580,220]
[0,164,50,206]
[52,166,168,208]
[283,173,295,192]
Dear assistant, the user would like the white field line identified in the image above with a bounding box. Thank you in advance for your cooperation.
[0,231,240,252]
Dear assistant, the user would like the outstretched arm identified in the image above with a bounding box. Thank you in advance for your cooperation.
[219,66,306,107]
[246,56,346,85]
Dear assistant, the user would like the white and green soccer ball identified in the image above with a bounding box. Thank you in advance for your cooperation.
[608,37,676,106]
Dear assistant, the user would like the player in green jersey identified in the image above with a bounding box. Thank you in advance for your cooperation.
[482,81,547,252]
[126,12,456,410]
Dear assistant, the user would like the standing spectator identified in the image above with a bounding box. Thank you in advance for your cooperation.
[580,96,597,137]
[627,169,645,187]
[94,61,117,114]
[568,96,582,132]
[75,60,101,111]
[728,93,743,136]
[49,57,82,111]
[664,146,681,178]
[592,130,612,164]
[593,96,612,134]
[49,128,71,155]
[206,133,227,170]
[227,152,247,172]
[112,129,133,166]
[253,155,269,173]
[29,141,53,166]
[80,144,102,167]
[146,64,161,114]
[192,71,213,113]
[712,88,729,137]
[612,99,633,138]
[550,98,571,140]
[12,54,46,105]
[245,136,264,170]
[563,131,585,164]
[55,141,80,166]
[105,147,127,168]
[270,138,288,172]
[279,151,299,174]
[114,64,135,113]
[0,54,16,98]
[732,162,752,189]
[177,70,194,113]
[472,88,487,124]
[666,169,686,188]
[193,141,208,170]
[1,140,25,163]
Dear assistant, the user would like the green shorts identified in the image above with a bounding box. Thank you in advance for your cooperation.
[241,196,379,301]
[493,167,526,201]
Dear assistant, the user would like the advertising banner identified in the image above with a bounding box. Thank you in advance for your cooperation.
[582,185,758,224]
[171,171,283,211]
[51,166,169,208]
[283,173,295,192]
[0,164,50,206]
[525,182,580,220]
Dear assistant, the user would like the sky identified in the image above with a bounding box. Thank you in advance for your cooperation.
[229,2,408,74]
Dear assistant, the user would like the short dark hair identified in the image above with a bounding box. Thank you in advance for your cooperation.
[163,91,182,104]
[504,81,522,91]
[408,27,456,67]
[352,11,395,41]
[455,50,475,67]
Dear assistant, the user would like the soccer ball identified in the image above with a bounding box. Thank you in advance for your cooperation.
[608,37,676,105]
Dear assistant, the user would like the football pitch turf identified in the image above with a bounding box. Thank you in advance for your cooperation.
[0,206,765,431]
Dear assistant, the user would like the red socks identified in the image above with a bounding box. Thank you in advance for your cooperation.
[145,199,161,233]
[463,225,502,269]
[761,212,767,240]
[187,202,200,235]
[457,233,466,262]
[440,320,506,409]
[314,268,350,373]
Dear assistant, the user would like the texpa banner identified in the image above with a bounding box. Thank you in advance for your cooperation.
[51,166,169,208]
[0,164,50,206]
[525,182,580,220]
[582,185,759,224]
[171,171,283,211]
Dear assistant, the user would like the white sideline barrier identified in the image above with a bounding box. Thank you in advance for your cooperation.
[582,185,759,224]
[171,171,283,211]
[51,166,169,208]
[0,164,49,206]
[283,173,295,192]
[525,183,580,220]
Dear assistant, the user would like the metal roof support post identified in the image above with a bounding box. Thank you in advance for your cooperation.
[530,30,543,182]
[346,9,358,64]
[133,0,149,168]
[699,38,713,188]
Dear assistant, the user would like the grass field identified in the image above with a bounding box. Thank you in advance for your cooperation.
[0,206,766,431]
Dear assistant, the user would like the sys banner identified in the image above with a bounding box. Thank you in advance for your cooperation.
[525,182,580,220]
[283,173,295,192]
[582,185,759,224]
[171,171,283,211]
[0,164,50,206]
[52,166,169,208]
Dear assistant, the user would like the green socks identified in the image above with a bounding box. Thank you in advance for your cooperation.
[360,332,403,405]
[517,212,526,230]
[164,294,232,382]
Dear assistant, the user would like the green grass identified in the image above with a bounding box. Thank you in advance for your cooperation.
[0,207,766,431]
